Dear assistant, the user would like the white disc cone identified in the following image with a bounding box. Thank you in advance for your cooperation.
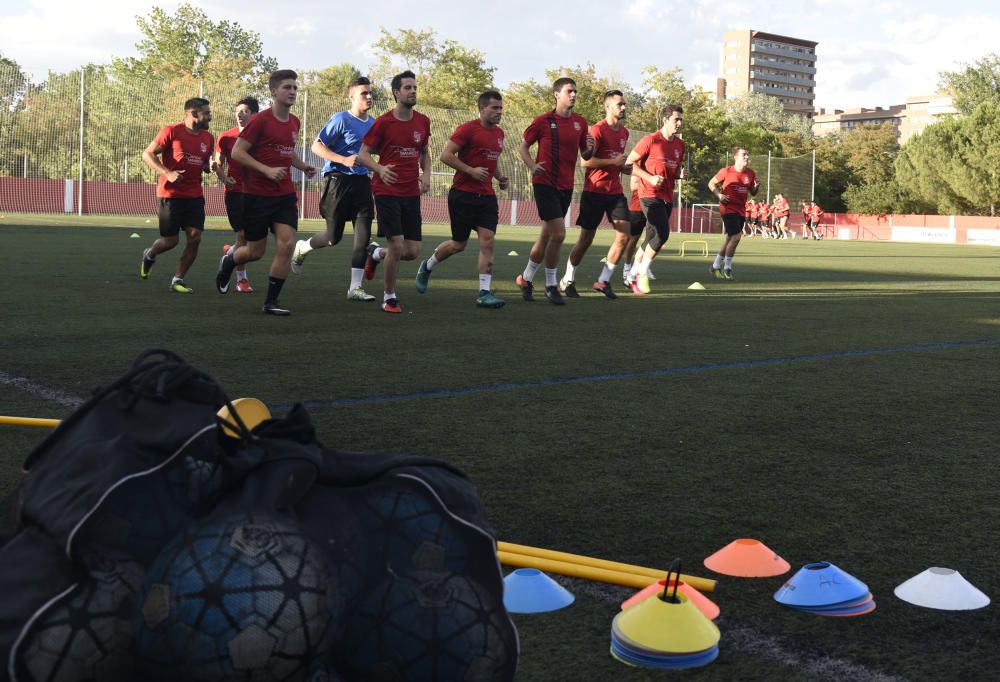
[894,567,990,610]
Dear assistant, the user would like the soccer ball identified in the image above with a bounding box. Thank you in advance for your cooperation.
[136,512,334,682]
[19,556,144,682]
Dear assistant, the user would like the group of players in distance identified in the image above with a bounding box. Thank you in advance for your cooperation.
[137,69,771,315]
[740,196,825,241]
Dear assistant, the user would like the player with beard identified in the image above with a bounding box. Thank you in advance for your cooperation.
[414,91,508,308]
[216,97,259,293]
[708,146,759,280]
[558,89,630,300]
[215,69,317,315]
[139,97,214,293]
[291,77,379,302]
[358,70,431,314]
[515,77,595,305]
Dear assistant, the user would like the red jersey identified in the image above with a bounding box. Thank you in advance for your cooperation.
[583,119,628,195]
[712,166,757,217]
[628,189,641,212]
[216,127,245,193]
[449,119,504,196]
[239,108,301,196]
[772,196,789,217]
[802,203,811,218]
[809,204,824,220]
[153,123,214,199]
[523,111,590,191]
[632,131,684,201]
[364,109,431,197]
[757,203,771,219]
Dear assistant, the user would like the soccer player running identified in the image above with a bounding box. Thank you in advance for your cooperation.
[357,70,431,314]
[139,97,214,293]
[624,104,686,295]
[559,89,630,300]
[415,90,507,308]
[708,146,759,280]
[515,77,595,305]
[801,201,812,239]
[216,97,259,293]
[772,192,790,239]
[809,201,825,239]
[215,69,317,315]
[291,77,379,302]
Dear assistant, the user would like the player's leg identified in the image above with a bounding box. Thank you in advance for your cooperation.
[217,195,269,294]
[718,214,744,280]
[518,185,559,301]
[473,196,503,308]
[223,192,251,290]
[562,191,601,297]
[142,199,183,279]
[261,220,295,315]
[594,195,629,299]
[293,176,346,273]
[168,199,204,293]
[344,188,376,300]
[418,189,472,294]
[634,199,671,293]
[622,210,644,288]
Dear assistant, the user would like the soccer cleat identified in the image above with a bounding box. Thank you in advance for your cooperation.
[630,281,646,295]
[593,280,617,299]
[476,290,506,308]
[364,243,381,280]
[711,265,724,280]
[415,259,431,294]
[647,267,656,281]
[347,287,376,301]
[544,285,565,306]
[290,239,308,274]
[236,279,253,293]
[559,279,580,298]
[635,272,651,294]
[140,248,154,279]
[169,279,193,294]
[515,274,534,302]
[215,254,235,294]
[723,268,734,280]
[262,301,291,316]
[381,298,402,314]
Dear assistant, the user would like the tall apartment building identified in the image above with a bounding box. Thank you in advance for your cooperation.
[718,30,818,117]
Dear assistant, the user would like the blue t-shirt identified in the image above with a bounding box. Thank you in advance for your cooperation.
[316,111,375,176]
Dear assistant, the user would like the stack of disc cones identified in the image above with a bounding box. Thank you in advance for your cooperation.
[774,562,875,616]
[894,567,990,610]
[610,588,720,669]
[502,568,575,614]
[621,579,720,620]
[704,539,790,577]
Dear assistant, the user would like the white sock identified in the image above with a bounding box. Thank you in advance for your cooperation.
[426,252,440,271]
[297,239,313,255]
[171,275,182,284]
[544,267,558,287]
[564,259,577,282]
[383,291,396,302]
[479,274,491,291]
[349,268,363,290]
[713,254,723,268]
[637,257,651,276]
[724,256,733,268]
[599,262,615,283]
[236,270,248,281]
[623,263,632,281]
[523,259,541,282]
[373,248,384,263]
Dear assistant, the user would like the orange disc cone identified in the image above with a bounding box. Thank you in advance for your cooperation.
[621,579,720,620]
[704,538,790,577]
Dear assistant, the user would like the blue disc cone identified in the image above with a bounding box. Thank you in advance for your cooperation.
[774,562,869,608]
[503,568,574,613]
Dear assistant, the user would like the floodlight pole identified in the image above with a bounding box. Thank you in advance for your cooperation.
[810,149,816,202]
[766,151,771,204]
[301,90,308,220]
[78,68,85,216]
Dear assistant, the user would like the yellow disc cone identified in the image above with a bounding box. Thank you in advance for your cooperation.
[614,592,720,654]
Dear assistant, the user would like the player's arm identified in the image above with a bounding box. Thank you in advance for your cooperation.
[580,155,625,169]
[310,139,358,168]
[357,143,397,184]
[290,155,316,177]
[518,139,545,177]
[440,140,489,182]
[141,140,182,182]
[626,148,661,187]
[708,174,730,205]
[419,146,431,194]
[212,145,234,187]
[231,138,285,182]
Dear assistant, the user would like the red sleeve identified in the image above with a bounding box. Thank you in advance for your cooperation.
[713,168,726,184]
[153,125,173,150]
[239,114,264,147]
[589,123,602,149]
[578,117,589,152]
[632,136,651,165]
[523,116,544,145]
[450,122,471,148]
[362,116,384,149]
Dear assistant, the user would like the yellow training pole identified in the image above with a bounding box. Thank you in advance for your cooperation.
[0,416,61,428]
[500,551,668,591]
[498,541,716,593]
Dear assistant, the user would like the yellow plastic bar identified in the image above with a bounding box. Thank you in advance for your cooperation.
[0,416,61,428]
[497,544,716,593]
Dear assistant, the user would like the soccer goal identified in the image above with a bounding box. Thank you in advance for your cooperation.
[687,204,719,233]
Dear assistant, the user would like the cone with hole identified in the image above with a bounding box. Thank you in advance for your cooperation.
[774,561,875,616]
[621,579,720,620]
[502,568,574,613]
[704,538,790,577]
[894,567,990,611]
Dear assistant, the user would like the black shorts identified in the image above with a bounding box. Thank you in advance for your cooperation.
[243,193,299,242]
[374,195,422,241]
[533,184,573,222]
[157,197,205,237]
[448,189,498,242]
[576,191,629,230]
[722,213,745,236]
[224,192,246,232]
[319,173,374,237]
[628,210,646,236]
[639,198,672,243]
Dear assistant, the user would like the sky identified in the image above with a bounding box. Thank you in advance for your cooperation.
[1,0,996,111]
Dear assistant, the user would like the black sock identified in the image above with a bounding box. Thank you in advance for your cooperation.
[266,277,285,303]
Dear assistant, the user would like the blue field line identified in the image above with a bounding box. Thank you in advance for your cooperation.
[268,337,1000,412]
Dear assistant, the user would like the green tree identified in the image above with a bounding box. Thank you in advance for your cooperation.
[722,91,813,137]
[306,63,363,99]
[940,53,1000,115]
[839,123,898,185]
[112,3,278,86]
[0,52,32,176]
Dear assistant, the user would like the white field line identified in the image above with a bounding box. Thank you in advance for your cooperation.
[0,370,84,410]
